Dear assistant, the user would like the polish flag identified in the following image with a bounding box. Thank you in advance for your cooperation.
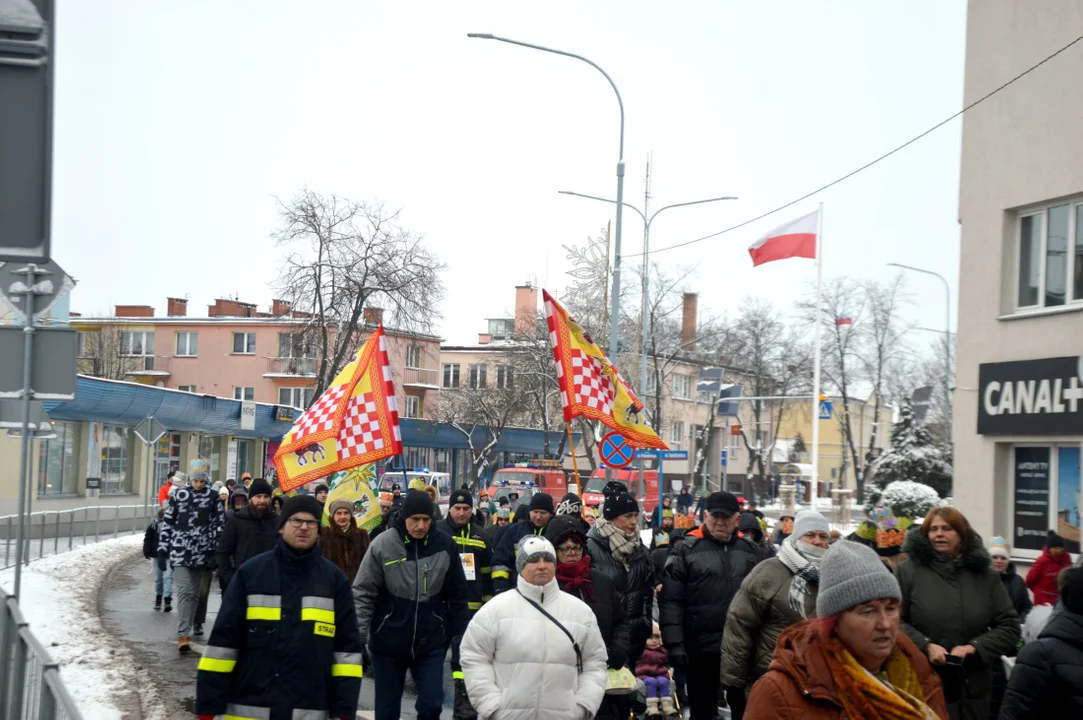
[748,209,818,267]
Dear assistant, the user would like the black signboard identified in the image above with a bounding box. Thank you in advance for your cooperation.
[273,406,296,423]
[85,477,101,490]
[1014,446,1051,551]
[978,356,1083,435]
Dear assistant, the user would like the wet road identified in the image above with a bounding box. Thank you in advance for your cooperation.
[100,555,454,718]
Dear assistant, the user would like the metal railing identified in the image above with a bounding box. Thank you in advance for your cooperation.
[264,356,317,377]
[1,504,158,571]
[402,367,440,387]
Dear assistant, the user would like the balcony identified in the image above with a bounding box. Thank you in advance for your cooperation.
[124,355,171,377]
[402,367,440,389]
[264,357,317,378]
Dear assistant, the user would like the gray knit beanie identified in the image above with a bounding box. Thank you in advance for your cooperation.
[793,510,830,541]
[516,536,556,574]
[816,540,901,617]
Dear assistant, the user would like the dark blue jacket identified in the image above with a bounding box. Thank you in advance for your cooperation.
[490,518,549,593]
[195,539,363,719]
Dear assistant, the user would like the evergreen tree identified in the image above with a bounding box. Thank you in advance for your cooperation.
[865,400,952,512]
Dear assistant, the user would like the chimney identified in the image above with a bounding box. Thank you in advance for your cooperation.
[209,299,257,317]
[115,304,155,318]
[271,299,292,317]
[514,284,539,338]
[166,298,187,317]
[478,333,492,345]
[681,293,698,351]
[363,307,384,325]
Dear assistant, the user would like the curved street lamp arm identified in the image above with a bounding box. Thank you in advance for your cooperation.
[557,190,646,222]
[649,196,739,226]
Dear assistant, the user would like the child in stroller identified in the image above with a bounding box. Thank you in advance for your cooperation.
[635,623,677,717]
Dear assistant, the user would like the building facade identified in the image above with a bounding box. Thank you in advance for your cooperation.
[954,2,1083,557]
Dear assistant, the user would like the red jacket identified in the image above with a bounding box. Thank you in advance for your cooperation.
[1026,547,1071,606]
[635,645,669,678]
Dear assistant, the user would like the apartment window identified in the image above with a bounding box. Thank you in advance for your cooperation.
[647,373,659,396]
[37,422,76,497]
[101,425,132,495]
[671,373,692,400]
[77,330,100,358]
[442,363,460,389]
[177,384,197,393]
[728,430,741,449]
[406,345,423,369]
[279,387,314,409]
[120,331,154,356]
[278,332,314,358]
[232,332,256,354]
[496,365,514,389]
[670,421,685,449]
[175,332,198,357]
[233,386,255,401]
[1016,200,1083,310]
[405,395,421,419]
[468,364,488,389]
[1012,445,1081,554]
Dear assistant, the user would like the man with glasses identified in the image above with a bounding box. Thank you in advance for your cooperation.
[158,469,224,652]
[660,491,761,720]
[195,495,364,720]
[353,490,469,720]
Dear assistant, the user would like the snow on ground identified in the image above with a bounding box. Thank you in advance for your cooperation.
[0,535,169,720]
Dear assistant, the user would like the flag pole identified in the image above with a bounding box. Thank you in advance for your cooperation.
[809,202,824,509]
[566,421,581,488]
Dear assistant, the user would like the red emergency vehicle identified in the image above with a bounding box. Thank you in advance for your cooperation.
[583,468,661,513]
[487,461,568,508]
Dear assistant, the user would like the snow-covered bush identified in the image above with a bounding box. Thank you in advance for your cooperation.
[867,480,941,519]
[866,400,952,505]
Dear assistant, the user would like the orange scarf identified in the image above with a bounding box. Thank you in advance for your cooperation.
[825,643,938,720]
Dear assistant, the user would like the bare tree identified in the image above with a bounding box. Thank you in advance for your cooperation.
[76,325,146,381]
[274,188,445,399]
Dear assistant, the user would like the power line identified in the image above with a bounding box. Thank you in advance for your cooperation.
[634,32,1083,258]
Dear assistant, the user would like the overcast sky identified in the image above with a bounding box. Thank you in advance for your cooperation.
[53,1,968,357]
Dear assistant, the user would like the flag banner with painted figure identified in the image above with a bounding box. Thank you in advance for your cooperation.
[542,289,668,450]
[322,463,383,532]
[274,325,402,492]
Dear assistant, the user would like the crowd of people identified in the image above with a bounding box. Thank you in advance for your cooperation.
[144,470,1083,720]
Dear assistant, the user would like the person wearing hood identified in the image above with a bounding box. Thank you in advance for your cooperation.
[226,486,248,520]
[895,508,1019,720]
[459,536,609,720]
[215,479,278,592]
[487,507,512,547]
[722,510,830,719]
[319,498,371,584]
[352,490,469,720]
[999,566,1083,718]
[1025,530,1072,607]
[491,492,555,594]
[744,540,948,720]
[424,484,443,520]
[739,512,774,562]
[545,515,633,720]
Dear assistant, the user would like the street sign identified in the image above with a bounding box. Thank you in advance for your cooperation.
[134,416,167,445]
[819,399,833,420]
[0,399,51,430]
[718,384,743,417]
[0,325,77,399]
[599,432,635,469]
[240,401,257,431]
[635,449,689,461]
[0,260,77,324]
[720,448,728,467]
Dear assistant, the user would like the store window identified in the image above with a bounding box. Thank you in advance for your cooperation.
[37,422,76,496]
[102,425,133,494]
[1013,444,1080,553]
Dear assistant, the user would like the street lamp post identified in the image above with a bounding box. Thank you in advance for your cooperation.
[887,263,953,456]
[467,33,627,361]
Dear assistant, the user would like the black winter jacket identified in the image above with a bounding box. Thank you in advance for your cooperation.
[436,516,494,615]
[999,609,1083,718]
[587,521,655,663]
[351,515,469,661]
[998,563,1032,622]
[195,539,363,719]
[490,519,549,593]
[214,506,279,589]
[158,485,224,569]
[660,525,760,656]
[142,522,158,559]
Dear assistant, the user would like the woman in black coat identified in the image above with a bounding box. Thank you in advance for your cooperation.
[986,538,1030,720]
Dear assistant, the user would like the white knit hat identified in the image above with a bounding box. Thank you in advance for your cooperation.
[793,510,830,540]
[516,536,556,574]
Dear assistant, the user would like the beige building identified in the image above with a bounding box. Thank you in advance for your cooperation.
[954,2,1083,557]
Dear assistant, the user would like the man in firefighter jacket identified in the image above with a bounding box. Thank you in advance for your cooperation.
[490,492,554,593]
[195,495,364,720]
[436,489,494,720]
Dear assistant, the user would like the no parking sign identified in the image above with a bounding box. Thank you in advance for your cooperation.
[600,432,635,469]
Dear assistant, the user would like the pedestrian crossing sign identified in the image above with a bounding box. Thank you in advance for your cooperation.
[819,399,832,420]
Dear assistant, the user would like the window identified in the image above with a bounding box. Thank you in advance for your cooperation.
[237,439,252,478]
[487,319,515,338]
[37,422,76,497]
[468,364,488,389]
[233,386,254,401]
[101,425,132,495]
[728,430,741,449]
[670,421,685,448]
[405,395,421,419]
[278,332,314,358]
[671,373,692,400]
[177,384,197,393]
[279,387,314,409]
[232,332,256,354]
[647,373,659,396]
[1012,444,1080,554]
[442,363,460,389]
[406,345,423,369]
[175,332,198,357]
[120,331,154,356]
[77,331,100,358]
[496,365,514,389]
[1016,201,1083,310]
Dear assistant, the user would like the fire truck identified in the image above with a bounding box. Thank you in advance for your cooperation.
[583,467,661,513]
[487,460,568,509]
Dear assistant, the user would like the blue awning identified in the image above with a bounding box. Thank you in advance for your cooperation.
[42,376,576,453]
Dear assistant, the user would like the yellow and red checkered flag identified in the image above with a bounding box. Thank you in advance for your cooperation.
[274,325,402,491]
[543,289,668,449]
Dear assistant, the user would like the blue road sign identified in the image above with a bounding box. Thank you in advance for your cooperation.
[635,449,689,461]
[600,432,635,469]
[819,399,833,420]
[720,449,728,467]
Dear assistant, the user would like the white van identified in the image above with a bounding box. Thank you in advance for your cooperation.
[378,468,453,512]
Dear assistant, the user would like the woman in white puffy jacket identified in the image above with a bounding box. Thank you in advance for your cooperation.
[460,536,608,720]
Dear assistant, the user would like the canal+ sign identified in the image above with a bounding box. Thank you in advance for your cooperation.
[978,356,1083,435]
